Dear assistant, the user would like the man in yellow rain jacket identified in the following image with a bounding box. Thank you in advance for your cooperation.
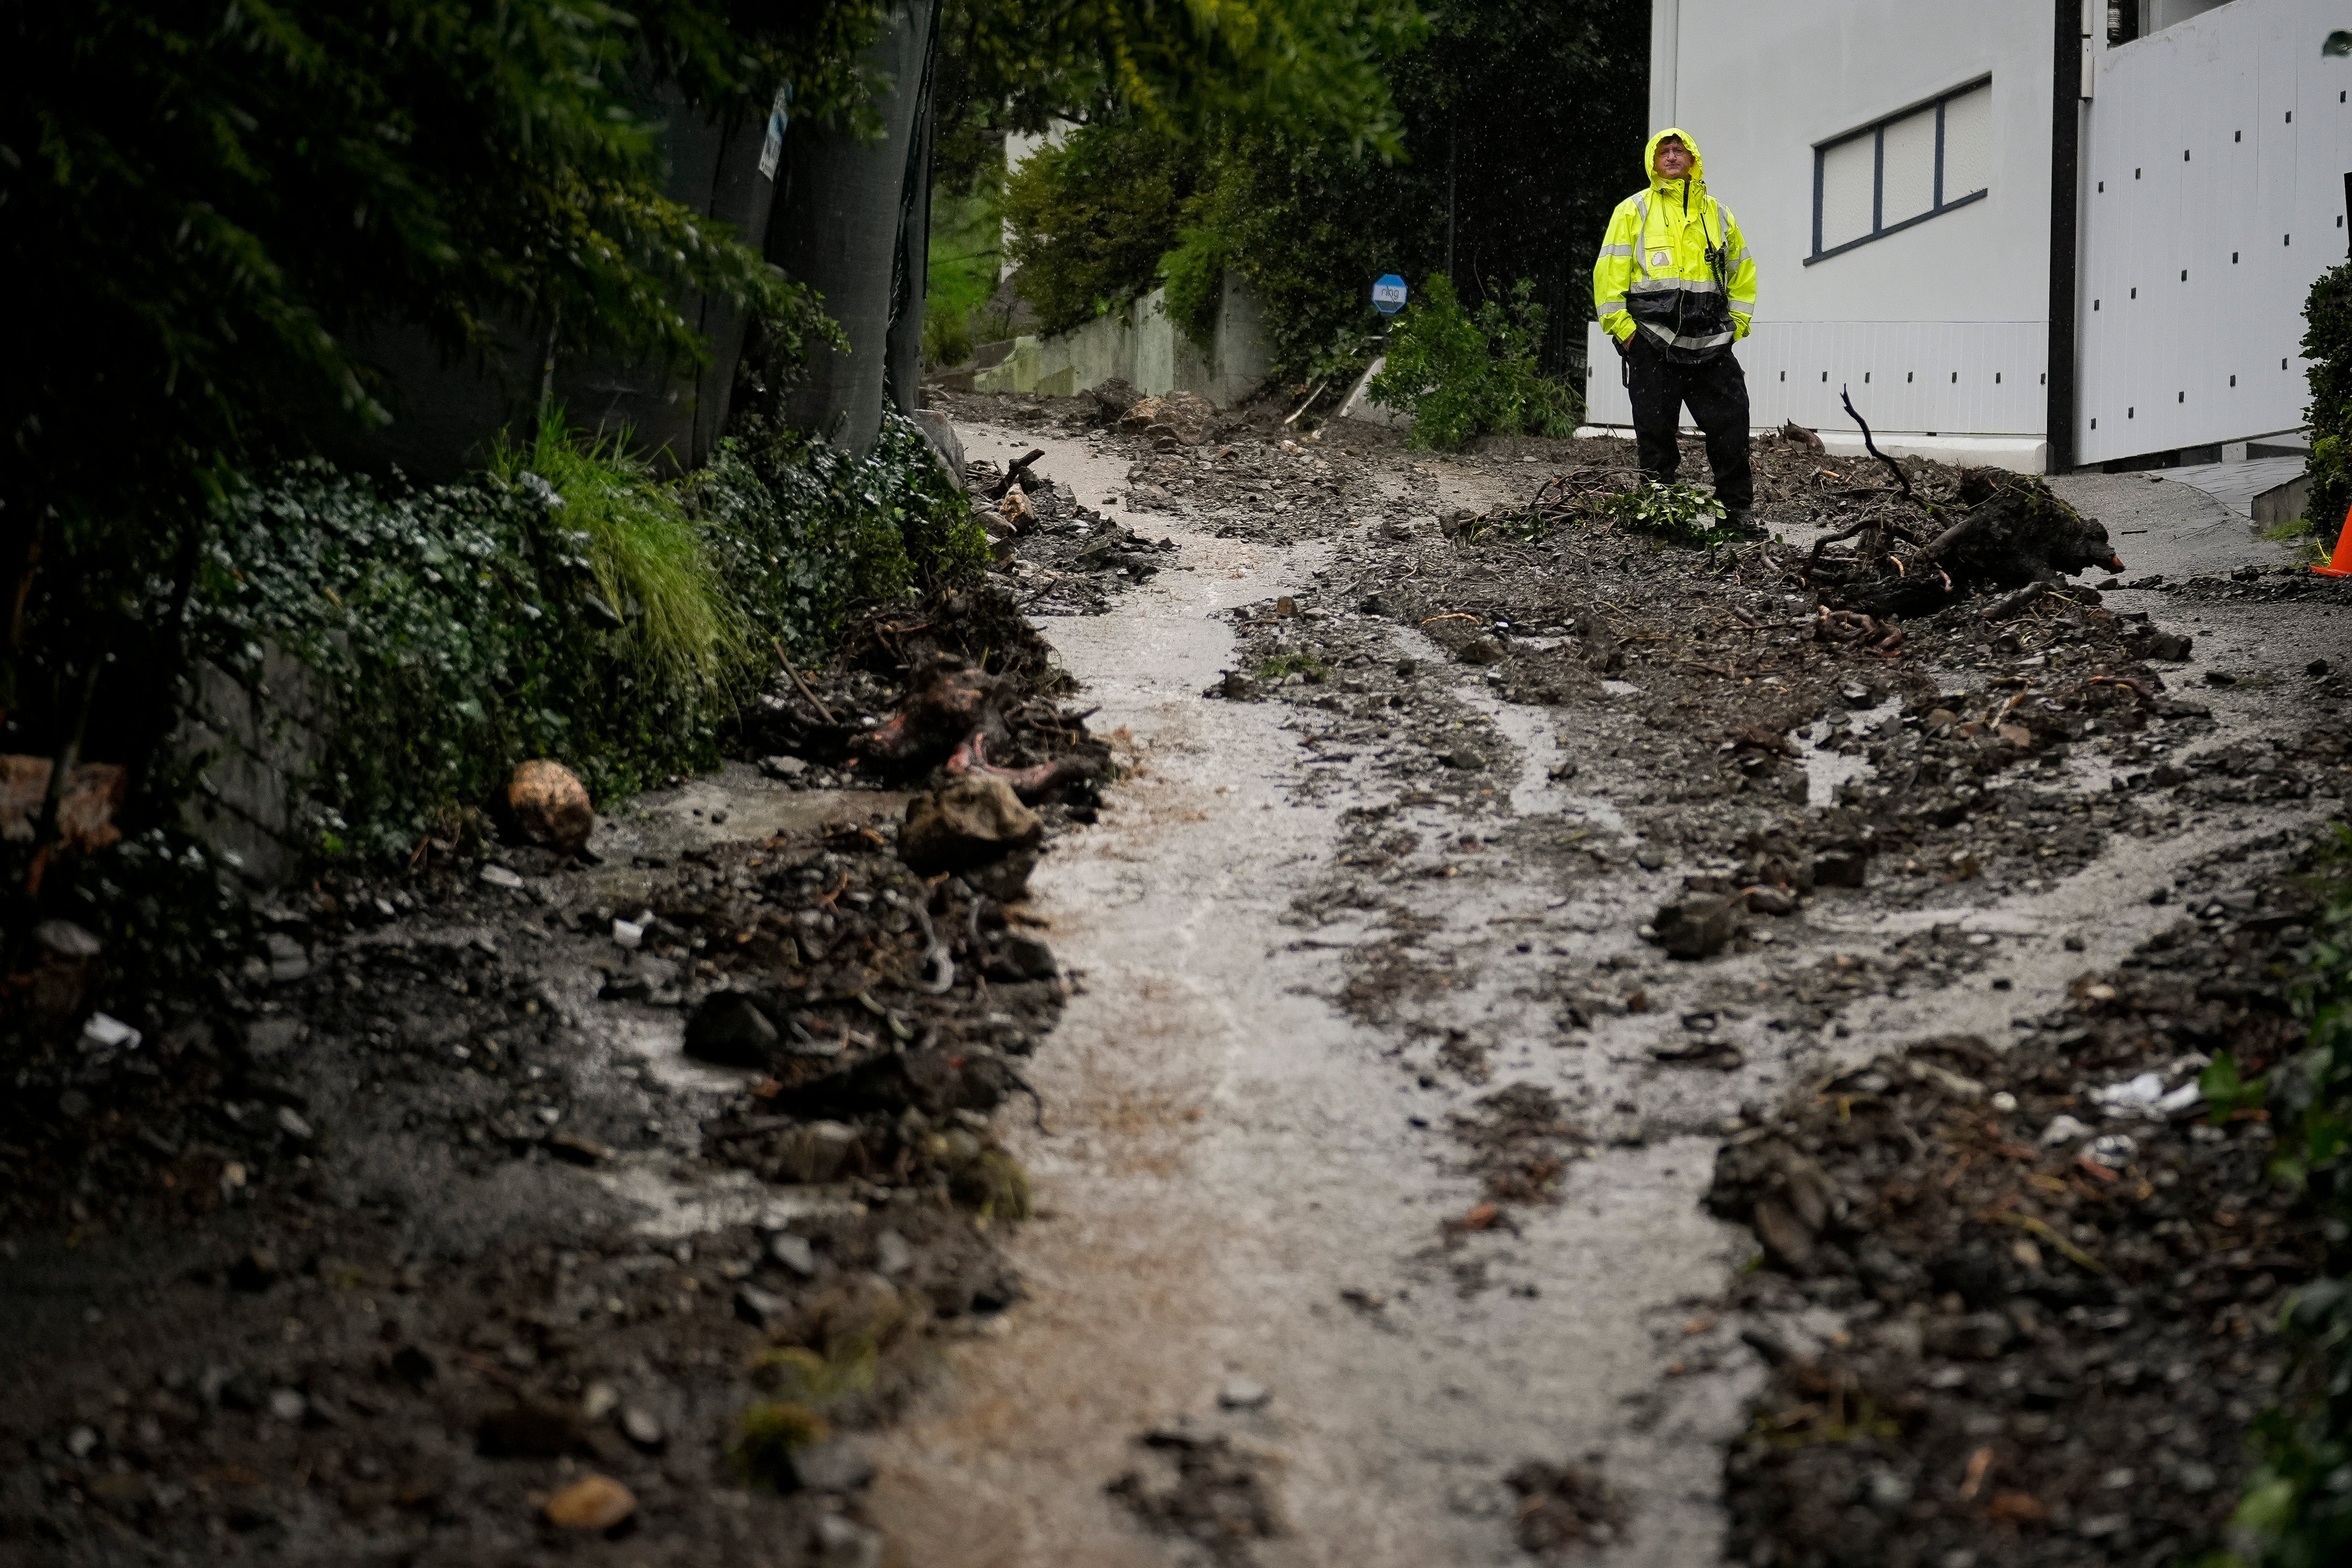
[1593,128,1760,533]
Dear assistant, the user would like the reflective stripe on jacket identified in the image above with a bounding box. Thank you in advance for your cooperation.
[1593,126,1757,363]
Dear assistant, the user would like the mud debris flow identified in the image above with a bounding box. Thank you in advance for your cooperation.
[3,383,2347,1568]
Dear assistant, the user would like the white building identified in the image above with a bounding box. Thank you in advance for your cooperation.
[1586,0,2343,472]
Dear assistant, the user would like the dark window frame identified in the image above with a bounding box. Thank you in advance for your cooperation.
[1807,76,1993,266]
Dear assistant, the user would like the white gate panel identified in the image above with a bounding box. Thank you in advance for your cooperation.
[2079,0,2343,463]
[1585,319,2045,436]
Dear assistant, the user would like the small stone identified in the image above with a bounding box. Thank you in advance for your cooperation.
[1745,886,1796,916]
[34,920,101,960]
[2040,1114,2092,1147]
[1218,1377,1271,1410]
[813,1515,885,1568]
[1634,849,1665,871]
[683,990,779,1068]
[2309,659,2331,677]
[581,1382,620,1421]
[1812,850,1868,889]
[266,1388,307,1423]
[872,1230,914,1277]
[767,1232,818,1278]
[1444,749,1487,771]
[478,864,525,890]
[1648,894,1746,959]
[620,1405,666,1450]
[274,1106,314,1142]
[543,1473,636,1531]
[1455,637,1506,666]
[735,1284,789,1327]
[65,1426,99,1459]
[761,754,811,780]
[78,1012,141,1053]
[793,1440,877,1493]
[612,918,645,949]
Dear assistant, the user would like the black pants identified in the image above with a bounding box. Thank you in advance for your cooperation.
[1625,336,1753,510]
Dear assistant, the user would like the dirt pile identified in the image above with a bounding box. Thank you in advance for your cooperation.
[1708,830,2332,1568]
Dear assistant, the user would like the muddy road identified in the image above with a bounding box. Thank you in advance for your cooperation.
[5,392,2347,1568]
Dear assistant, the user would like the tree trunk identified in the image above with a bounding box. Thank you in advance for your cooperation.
[768,0,936,455]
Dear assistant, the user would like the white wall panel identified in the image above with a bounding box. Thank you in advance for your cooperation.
[2078,0,2346,462]
[1586,318,2045,435]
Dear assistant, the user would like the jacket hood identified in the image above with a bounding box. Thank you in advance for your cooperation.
[1644,126,1705,189]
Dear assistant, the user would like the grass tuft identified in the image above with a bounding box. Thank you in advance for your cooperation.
[492,408,747,688]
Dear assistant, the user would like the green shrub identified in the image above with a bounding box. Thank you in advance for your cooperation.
[1369,274,1580,450]
[1002,119,1194,335]
[1160,225,1233,347]
[2304,264,2352,545]
[924,184,1003,367]
[2200,829,2352,1567]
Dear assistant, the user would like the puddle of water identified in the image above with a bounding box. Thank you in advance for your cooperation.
[1795,697,1902,808]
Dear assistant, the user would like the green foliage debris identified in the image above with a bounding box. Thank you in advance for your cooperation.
[1595,480,1734,548]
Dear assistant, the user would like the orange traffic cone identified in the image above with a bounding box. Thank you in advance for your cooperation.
[2320,501,2352,577]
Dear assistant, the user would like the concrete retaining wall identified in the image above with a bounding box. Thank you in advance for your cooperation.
[976,272,1270,407]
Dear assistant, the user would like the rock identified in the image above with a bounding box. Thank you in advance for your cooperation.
[767,1232,819,1278]
[992,933,1059,981]
[506,759,593,855]
[735,1284,790,1328]
[34,919,101,960]
[2310,658,2332,676]
[619,1405,666,1450]
[2039,1113,2092,1147]
[813,1515,885,1568]
[772,1121,861,1184]
[898,776,1043,875]
[965,848,1039,903]
[1218,1377,1271,1411]
[873,1230,914,1277]
[611,917,645,949]
[1455,637,1506,666]
[274,1106,315,1142]
[794,1441,877,1494]
[1745,886,1796,916]
[265,932,310,982]
[683,990,781,1068]
[1812,850,1868,889]
[1648,894,1746,959]
[78,1011,141,1053]
[543,1474,636,1531]
[546,1132,611,1165]
[1444,749,1487,771]
[761,754,810,781]
[478,863,525,890]
[266,1388,307,1423]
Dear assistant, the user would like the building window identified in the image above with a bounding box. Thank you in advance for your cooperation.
[1807,78,1991,265]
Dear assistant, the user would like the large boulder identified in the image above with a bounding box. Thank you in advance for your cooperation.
[505,759,593,855]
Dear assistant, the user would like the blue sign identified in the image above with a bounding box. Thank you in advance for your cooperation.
[1371,274,1408,314]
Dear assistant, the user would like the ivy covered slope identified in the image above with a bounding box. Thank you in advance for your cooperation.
[190,405,982,864]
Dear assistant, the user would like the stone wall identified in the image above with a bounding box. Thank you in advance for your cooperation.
[975,272,1271,408]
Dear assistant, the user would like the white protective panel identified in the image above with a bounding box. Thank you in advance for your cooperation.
[1941,83,1993,199]
[1818,135,1877,251]
[1585,318,2046,436]
[1881,106,1939,227]
[2077,0,2337,463]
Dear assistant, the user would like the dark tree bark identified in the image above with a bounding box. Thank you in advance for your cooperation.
[769,0,938,456]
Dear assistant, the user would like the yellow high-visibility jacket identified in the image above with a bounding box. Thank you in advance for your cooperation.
[1593,127,1757,362]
